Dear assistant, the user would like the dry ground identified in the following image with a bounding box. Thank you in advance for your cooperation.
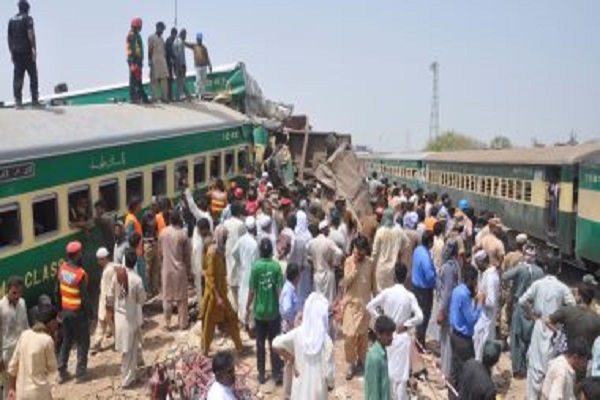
[52,298,526,399]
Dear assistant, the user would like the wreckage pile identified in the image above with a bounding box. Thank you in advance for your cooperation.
[148,343,254,400]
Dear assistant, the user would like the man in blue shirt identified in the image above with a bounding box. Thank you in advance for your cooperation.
[448,265,482,400]
[279,263,300,333]
[279,262,300,399]
[411,231,437,348]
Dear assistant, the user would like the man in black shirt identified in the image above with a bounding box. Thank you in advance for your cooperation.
[164,28,178,101]
[459,340,502,400]
[7,0,39,107]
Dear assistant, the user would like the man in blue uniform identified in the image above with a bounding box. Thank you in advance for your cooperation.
[7,0,38,107]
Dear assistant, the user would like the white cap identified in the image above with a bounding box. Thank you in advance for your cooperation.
[96,247,110,259]
[318,219,329,231]
[245,216,256,230]
[267,182,273,189]
[262,171,269,179]
[516,233,528,244]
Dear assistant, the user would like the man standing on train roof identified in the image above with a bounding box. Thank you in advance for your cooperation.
[148,22,169,103]
[56,241,91,383]
[185,32,212,99]
[7,0,39,108]
[0,276,28,400]
[164,27,178,101]
[173,28,192,101]
[127,17,148,104]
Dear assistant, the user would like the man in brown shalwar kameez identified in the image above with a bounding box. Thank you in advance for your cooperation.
[342,235,377,380]
[158,209,191,331]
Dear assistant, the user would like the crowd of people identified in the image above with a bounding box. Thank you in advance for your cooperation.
[3,167,600,399]
[6,1,212,107]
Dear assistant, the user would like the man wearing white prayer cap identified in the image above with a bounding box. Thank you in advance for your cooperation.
[233,216,259,322]
[306,219,343,303]
[91,247,118,354]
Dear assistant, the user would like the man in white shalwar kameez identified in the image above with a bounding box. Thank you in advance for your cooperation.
[91,248,118,354]
[366,263,423,400]
[518,256,575,400]
[273,293,335,400]
[290,211,313,308]
[306,220,343,304]
[108,251,147,388]
[473,261,501,361]
[232,216,259,323]
[222,203,246,311]
[372,209,408,292]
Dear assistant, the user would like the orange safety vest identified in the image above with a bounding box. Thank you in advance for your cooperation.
[210,190,227,219]
[125,212,143,256]
[155,212,166,236]
[58,262,87,312]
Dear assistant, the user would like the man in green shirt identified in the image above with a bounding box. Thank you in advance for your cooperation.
[365,315,395,400]
[246,238,284,385]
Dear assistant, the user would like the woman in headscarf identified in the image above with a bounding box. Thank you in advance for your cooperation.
[290,210,313,308]
[436,238,460,378]
[273,292,335,400]
[372,208,408,292]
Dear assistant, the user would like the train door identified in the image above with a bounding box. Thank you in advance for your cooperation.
[544,166,561,236]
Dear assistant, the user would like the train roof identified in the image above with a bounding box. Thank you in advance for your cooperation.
[358,152,430,161]
[0,101,250,164]
[425,143,600,165]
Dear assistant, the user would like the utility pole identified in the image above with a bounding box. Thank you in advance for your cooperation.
[174,0,178,28]
[429,61,440,140]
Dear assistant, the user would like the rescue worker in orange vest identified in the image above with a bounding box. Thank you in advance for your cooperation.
[125,197,148,291]
[56,241,91,383]
[127,17,148,103]
[210,179,228,221]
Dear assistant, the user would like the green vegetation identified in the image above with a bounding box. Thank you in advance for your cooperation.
[424,131,486,152]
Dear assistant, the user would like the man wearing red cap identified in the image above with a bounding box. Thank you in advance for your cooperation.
[56,241,91,383]
[127,17,148,103]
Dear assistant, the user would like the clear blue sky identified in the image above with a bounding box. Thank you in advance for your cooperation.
[1,1,598,150]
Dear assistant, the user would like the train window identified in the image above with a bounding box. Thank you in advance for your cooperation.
[194,156,206,187]
[209,154,221,179]
[524,181,532,202]
[68,184,91,223]
[471,176,477,192]
[507,180,515,199]
[99,178,119,212]
[515,180,523,201]
[225,151,234,175]
[0,203,21,248]
[152,166,167,197]
[175,160,189,192]
[32,193,59,237]
[493,178,500,196]
[480,177,486,194]
[485,178,492,195]
[237,148,248,173]
[126,173,144,205]
[500,179,508,198]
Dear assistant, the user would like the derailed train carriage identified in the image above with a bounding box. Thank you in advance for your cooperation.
[361,143,600,270]
[0,102,253,302]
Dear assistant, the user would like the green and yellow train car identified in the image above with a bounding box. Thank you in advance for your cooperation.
[577,163,600,268]
[424,145,600,264]
[0,101,253,302]
[361,143,600,269]
[42,62,249,110]
[362,152,429,188]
